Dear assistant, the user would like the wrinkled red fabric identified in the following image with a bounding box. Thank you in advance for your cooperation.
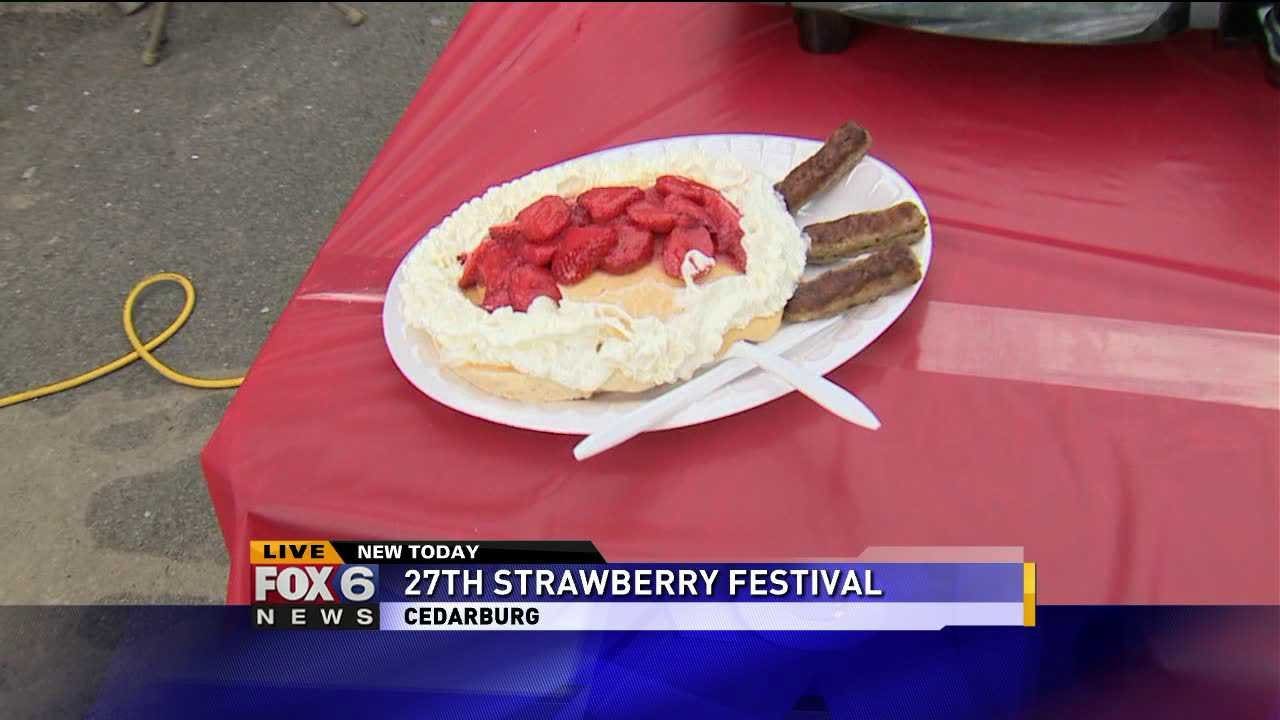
[203,3,1279,604]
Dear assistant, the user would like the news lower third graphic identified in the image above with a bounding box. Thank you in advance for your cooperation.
[250,541,1037,631]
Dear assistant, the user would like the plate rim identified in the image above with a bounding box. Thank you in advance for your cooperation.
[382,132,931,435]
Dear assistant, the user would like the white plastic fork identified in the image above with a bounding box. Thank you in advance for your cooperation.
[573,317,879,461]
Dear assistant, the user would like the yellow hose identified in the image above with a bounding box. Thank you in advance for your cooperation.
[0,272,243,409]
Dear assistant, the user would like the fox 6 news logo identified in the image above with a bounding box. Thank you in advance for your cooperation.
[254,564,378,603]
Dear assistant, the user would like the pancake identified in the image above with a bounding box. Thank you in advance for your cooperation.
[450,261,782,402]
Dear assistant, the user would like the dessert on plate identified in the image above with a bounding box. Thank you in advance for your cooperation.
[396,121,928,403]
[398,148,807,402]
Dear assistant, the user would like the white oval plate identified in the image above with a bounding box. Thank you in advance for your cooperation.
[383,133,931,435]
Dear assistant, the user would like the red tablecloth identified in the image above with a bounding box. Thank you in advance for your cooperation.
[204,3,1279,605]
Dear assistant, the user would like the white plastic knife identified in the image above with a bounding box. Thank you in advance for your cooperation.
[573,315,876,461]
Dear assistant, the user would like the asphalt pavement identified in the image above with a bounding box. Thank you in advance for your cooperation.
[0,1,469,605]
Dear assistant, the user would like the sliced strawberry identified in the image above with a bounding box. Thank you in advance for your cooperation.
[701,189,746,271]
[478,242,518,291]
[713,222,745,257]
[721,240,748,273]
[625,201,679,233]
[570,201,592,227]
[577,186,644,223]
[643,186,664,205]
[508,265,563,312]
[489,222,525,244]
[458,243,487,289]
[663,193,712,228]
[481,286,512,312]
[601,223,655,275]
[662,225,715,281]
[701,188,741,232]
[551,226,617,285]
[656,175,713,202]
[516,239,557,267]
[516,195,571,243]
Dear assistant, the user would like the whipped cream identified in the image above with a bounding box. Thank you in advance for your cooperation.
[397,147,806,393]
[680,250,716,287]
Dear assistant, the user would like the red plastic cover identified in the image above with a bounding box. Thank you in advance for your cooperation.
[204,3,1279,604]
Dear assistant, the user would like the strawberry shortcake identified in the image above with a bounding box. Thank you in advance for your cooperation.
[397,148,806,402]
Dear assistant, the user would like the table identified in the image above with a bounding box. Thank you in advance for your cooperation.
[203,2,1279,605]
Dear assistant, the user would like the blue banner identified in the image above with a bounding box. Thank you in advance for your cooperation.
[374,563,1024,602]
[9,605,1263,719]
